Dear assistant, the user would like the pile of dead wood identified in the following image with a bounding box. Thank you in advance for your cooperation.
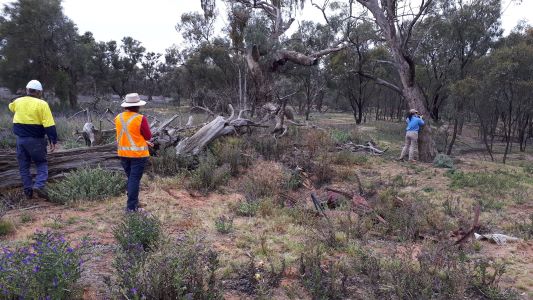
[0,101,300,189]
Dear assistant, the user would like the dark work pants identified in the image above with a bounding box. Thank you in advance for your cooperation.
[16,137,48,196]
[120,157,147,211]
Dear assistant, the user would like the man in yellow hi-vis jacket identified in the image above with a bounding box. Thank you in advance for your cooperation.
[8,80,57,199]
[115,93,153,211]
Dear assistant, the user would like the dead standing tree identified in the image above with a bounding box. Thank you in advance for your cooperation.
[227,0,345,111]
[354,0,437,161]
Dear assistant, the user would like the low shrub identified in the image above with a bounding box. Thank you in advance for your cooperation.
[0,231,89,299]
[188,154,230,194]
[330,129,352,144]
[470,258,519,299]
[113,211,162,252]
[0,219,15,236]
[48,166,125,204]
[510,213,533,240]
[312,153,335,186]
[283,168,303,190]
[433,153,454,168]
[374,188,431,241]
[214,215,233,234]
[110,234,222,300]
[241,162,283,201]
[212,137,250,176]
[61,139,84,150]
[226,245,285,297]
[150,147,181,176]
[299,246,348,299]
[446,170,521,195]
[247,135,286,161]
[298,241,517,299]
[233,200,260,217]
[0,189,25,210]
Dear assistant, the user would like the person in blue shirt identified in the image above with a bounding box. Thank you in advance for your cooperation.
[398,109,425,162]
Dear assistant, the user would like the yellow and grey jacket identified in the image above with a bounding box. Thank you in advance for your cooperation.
[8,96,57,144]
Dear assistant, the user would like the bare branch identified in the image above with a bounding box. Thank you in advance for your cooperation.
[357,71,403,94]
[272,45,346,70]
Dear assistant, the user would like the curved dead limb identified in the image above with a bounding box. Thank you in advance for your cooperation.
[192,105,216,119]
[68,108,91,121]
[339,141,388,155]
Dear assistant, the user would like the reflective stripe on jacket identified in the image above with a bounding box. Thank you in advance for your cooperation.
[115,112,149,158]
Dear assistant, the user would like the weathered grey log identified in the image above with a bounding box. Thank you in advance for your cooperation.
[175,105,268,156]
[0,144,120,189]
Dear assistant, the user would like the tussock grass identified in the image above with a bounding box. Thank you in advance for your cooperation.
[48,166,125,204]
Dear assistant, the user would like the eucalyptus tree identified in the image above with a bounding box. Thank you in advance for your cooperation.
[0,0,80,106]
[141,52,162,101]
[351,0,438,161]
[216,0,346,113]
[415,0,502,154]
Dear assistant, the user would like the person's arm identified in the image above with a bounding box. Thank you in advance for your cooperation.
[418,116,425,126]
[41,103,58,146]
[140,116,152,141]
[8,101,15,113]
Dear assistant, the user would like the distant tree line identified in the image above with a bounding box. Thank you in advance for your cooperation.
[0,0,531,159]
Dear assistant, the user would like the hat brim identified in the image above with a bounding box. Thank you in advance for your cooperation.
[121,100,146,107]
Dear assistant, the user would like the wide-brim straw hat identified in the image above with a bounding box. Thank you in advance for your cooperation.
[121,93,146,107]
[409,108,419,114]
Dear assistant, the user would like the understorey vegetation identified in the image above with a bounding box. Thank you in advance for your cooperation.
[0,231,90,299]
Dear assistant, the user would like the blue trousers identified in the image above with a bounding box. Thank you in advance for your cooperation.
[16,137,48,196]
[120,157,147,211]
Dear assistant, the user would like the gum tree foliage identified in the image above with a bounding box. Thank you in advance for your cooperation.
[0,0,80,106]
[412,0,502,155]
[455,27,533,162]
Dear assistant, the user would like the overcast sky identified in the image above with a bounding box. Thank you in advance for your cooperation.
[0,0,531,53]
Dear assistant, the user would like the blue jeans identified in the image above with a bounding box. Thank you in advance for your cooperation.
[120,157,148,211]
[16,137,48,196]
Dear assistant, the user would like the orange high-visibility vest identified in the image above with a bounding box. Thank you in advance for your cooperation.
[115,112,149,158]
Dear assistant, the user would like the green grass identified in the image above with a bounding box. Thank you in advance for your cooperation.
[0,219,15,236]
[446,170,524,195]
[48,166,125,204]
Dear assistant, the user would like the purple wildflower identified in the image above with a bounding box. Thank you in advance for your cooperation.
[33,265,40,273]
[131,287,138,295]
[53,277,58,287]
[67,247,73,253]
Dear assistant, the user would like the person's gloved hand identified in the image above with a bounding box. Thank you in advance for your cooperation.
[146,141,154,147]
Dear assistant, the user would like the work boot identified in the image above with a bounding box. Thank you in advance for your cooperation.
[34,187,50,200]
[24,189,33,200]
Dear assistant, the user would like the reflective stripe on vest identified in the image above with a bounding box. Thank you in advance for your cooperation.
[117,113,148,152]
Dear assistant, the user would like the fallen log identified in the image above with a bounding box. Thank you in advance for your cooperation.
[176,104,266,156]
[0,144,120,190]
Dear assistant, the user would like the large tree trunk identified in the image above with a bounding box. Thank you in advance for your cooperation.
[357,0,437,162]
[401,82,437,161]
